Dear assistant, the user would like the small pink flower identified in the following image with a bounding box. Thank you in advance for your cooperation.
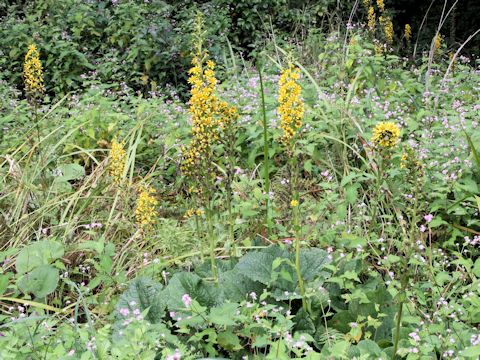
[119,308,130,317]
[182,294,192,308]
[420,224,427,233]
[424,214,433,223]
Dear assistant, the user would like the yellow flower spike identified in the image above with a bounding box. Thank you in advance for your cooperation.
[383,17,394,44]
[376,0,385,12]
[400,152,410,169]
[135,186,158,229]
[278,65,304,146]
[367,7,376,32]
[434,33,442,53]
[23,44,45,96]
[372,122,401,149]
[182,39,238,177]
[109,138,127,184]
[404,24,412,41]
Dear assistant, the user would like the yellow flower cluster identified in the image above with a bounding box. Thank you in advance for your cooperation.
[367,7,376,32]
[434,34,442,53]
[376,0,385,12]
[181,53,238,176]
[374,40,384,56]
[290,199,299,207]
[278,65,304,146]
[184,208,204,218]
[380,16,394,44]
[372,122,400,148]
[404,24,412,41]
[135,186,158,229]
[23,44,45,95]
[109,138,127,184]
[400,147,424,176]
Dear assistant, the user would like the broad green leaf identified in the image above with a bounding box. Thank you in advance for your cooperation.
[16,240,64,275]
[300,248,332,281]
[115,277,165,323]
[219,270,264,302]
[462,344,480,357]
[17,265,59,298]
[209,303,239,326]
[164,272,222,310]
[235,246,287,284]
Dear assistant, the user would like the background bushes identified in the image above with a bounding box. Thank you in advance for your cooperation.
[0,0,478,99]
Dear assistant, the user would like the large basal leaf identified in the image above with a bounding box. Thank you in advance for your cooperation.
[299,248,332,282]
[164,272,222,310]
[235,246,288,284]
[17,265,59,298]
[219,269,265,303]
[115,277,165,323]
[356,340,387,358]
[16,240,64,275]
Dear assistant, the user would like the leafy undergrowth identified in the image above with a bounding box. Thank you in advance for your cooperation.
[1,7,480,360]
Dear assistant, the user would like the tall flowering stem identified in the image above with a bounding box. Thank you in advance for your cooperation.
[181,13,239,281]
[278,63,306,310]
[23,43,46,186]
[370,122,407,360]
[257,63,271,236]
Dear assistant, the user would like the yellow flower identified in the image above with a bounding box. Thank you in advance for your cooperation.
[184,208,204,218]
[278,65,304,146]
[135,186,158,229]
[181,48,238,177]
[367,7,376,32]
[400,146,424,176]
[372,122,400,148]
[400,153,408,169]
[404,24,412,41]
[290,199,299,207]
[109,138,127,184]
[374,40,384,56]
[383,17,394,44]
[434,33,442,53]
[376,0,384,12]
[23,44,45,95]
[184,208,196,218]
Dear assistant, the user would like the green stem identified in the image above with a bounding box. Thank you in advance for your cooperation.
[290,154,306,310]
[392,299,404,360]
[194,214,204,262]
[370,155,384,231]
[257,63,271,237]
[206,205,217,282]
[225,136,236,257]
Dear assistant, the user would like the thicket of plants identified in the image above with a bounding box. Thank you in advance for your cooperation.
[0,0,480,359]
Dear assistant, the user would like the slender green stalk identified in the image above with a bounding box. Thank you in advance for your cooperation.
[257,63,271,237]
[225,135,236,257]
[392,294,404,360]
[290,154,306,310]
[194,214,204,262]
[206,205,218,282]
[204,175,218,282]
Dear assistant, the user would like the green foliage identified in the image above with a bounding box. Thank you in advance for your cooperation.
[0,3,479,358]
